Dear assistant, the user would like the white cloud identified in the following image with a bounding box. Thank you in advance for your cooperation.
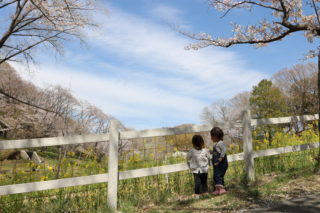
[12,62,205,127]
[11,3,267,129]
[149,4,188,27]
[87,6,266,98]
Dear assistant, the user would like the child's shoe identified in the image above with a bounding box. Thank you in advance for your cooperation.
[191,194,200,199]
[218,187,226,195]
[212,186,220,195]
[212,189,219,195]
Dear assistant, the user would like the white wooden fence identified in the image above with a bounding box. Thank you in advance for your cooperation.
[0,111,319,211]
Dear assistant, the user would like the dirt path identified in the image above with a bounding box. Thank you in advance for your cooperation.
[236,174,320,213]
[241,192,320,213]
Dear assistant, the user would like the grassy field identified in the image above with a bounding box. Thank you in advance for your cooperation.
[1,149,319,213]
[144,167,320,213]
[0,125,319,213]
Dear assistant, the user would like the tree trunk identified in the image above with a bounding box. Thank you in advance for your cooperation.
[317,49,320,171]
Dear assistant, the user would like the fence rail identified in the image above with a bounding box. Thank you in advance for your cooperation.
[0,112,319,211]
[251,114,319,126]
[1,141,318,196]
[0,133,109,150]
[253,142,320,158]
[0,173,109,196]
[1,114,318,150]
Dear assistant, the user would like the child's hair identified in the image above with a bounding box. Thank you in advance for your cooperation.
[192,135,204,150]
[210,127,224,140]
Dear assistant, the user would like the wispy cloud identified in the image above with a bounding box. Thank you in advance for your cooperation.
[12,62,205,129]
[86,5,265,98]
[12,3,267,129]
[149,4,189,27]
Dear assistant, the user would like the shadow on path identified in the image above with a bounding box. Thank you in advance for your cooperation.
[242,193,320,213]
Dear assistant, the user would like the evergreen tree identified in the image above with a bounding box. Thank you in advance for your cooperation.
[250,79,288,144]
[250,79,288,118]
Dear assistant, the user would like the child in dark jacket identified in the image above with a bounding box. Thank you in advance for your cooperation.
[210,127,228,195]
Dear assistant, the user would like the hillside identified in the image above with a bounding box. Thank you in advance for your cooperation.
[0,63,128,162]
[0,62,123,140]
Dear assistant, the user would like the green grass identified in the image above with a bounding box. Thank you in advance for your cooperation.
[2,148,318,213]
[0,129,319,213]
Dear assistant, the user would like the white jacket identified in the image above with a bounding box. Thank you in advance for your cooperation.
[186,148,212,173]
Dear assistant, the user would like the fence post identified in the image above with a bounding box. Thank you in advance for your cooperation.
[242,110,255,182]
[107,120,119,211]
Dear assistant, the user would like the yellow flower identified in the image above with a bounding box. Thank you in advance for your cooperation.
[47,166,53,171]
[40,176,48,181]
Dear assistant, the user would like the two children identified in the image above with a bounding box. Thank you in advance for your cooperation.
[187,127,228,196]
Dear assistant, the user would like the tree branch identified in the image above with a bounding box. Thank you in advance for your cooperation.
[29,0,56,27]
[311,0,320,26]
[185,27,300,49]
[13,16,43,33]
[0,32,64,64]
[63,0,75,22]
[184,1,315,49]
[212,0,283,18]
[0,0,18,9]
[0,89,62,115]
[0,0,96,65]
[0,0,28,48]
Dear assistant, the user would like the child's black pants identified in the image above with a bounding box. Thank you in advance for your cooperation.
[193,172,208,194]
[214,162,228,186]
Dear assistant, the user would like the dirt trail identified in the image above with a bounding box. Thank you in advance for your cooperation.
[241,175,320,213]
[241,192,320,213]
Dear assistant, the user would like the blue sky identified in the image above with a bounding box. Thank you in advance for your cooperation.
[10,0,317,130]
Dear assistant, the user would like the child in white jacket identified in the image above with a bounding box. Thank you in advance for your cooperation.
[187,135,212,195]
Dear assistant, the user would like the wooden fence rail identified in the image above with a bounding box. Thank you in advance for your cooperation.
[0,134,109,150]
[1,142,318,196]
[0,112,319,211]
[0,114,318,150]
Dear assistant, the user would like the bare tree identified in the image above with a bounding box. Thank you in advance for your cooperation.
[201,92,251,125]
[213,99,234,122]
[0,0,96,65]
[0,0,98,113]
[0,62,26,102]
[230,91,251,120]
[76,102,110,134]
[42,86,78,118]
[200,106,216,125]
[0,63,73,115]
[200,99,235,125]
[272,62,318,115]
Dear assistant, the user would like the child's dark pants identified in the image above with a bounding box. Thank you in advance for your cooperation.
[214,160,228,186]
[212,144,228,187]
[193,172,208,194]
